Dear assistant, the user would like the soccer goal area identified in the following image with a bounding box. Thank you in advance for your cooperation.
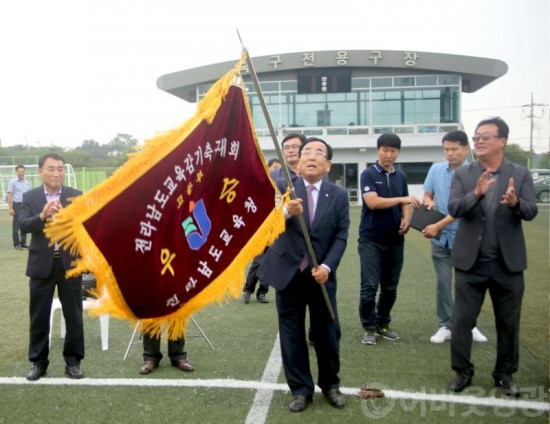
[0,162,77,209]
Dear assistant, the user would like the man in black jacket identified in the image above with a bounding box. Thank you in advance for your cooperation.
[447,117,537,397]
[20,153,85,381]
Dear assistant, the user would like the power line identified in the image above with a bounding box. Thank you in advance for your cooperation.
[463,103,550,112]
[521,93,546,166]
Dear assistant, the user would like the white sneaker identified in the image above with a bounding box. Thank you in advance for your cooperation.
[430,327,451,343]
[472,327,487,342]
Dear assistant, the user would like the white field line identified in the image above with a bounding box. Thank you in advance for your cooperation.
[0,377,547,413]
[244,333,282,424]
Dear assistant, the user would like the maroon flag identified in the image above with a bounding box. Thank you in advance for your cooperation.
[45,56,286,338]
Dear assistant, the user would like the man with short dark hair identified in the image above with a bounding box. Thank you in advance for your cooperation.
[7,164,30,249]
[358,133,421,345]
[447,117,537,397]
[258,137,349,412]
[267,158,282,171]
[20,153,85,381]
[422,131,487,344]
[270,133,306,180]
[241,134,306,304]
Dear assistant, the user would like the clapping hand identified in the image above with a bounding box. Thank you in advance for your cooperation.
[500,178,518,207]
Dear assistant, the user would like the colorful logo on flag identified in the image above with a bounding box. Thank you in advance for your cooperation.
[44,55,286,338]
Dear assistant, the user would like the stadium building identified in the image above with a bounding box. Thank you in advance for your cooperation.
[156,50,507,200]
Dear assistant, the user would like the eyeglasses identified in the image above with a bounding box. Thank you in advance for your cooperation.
[282,144,301,151]
[472,134,501,143]
[301,151,326,158]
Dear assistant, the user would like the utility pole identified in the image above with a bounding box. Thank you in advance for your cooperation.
[521,93,545,168]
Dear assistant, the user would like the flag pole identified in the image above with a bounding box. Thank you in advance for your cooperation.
[236,30,335,321]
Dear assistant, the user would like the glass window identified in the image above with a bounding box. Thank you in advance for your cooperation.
[371,89,402,125]
[416,76,437,86]
[371,77,392,88]
[328,101,360,126]
[439,125,460,132]
[372,100,401,125]
[418,126,438,133]
[373,126,393,134]
[352,78,370,89]
[295,102,319,127]
[384,90,401,100]
[304,93,327,102]
[396,162,432,184]
[438,74,459,85]
[260,82,280,92]
[404,92,440,124]
[242,72,461,131]
[394,77,414,87]
[281,81,297,91]
[422,89,440,99]
[359,91,370,126]
[395,126,414,134]
[440,87,459,123]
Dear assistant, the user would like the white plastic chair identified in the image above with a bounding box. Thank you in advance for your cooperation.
[49,298,109,351]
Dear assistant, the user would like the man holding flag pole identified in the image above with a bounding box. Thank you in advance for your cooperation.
[258,137,349,412]
[237,38,348,411]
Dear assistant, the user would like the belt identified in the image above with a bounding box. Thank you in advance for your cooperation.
[53,251,60,258]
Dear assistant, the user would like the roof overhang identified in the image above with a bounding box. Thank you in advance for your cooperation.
[157,49,508,102]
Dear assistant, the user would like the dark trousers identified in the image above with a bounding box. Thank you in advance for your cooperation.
[358,238,404,330]
[142,333,187,363]
[12,202,26,247]
[276,269,341,397]
[243,253,268,297]
[451,259,524,379]
[29,258,84,367]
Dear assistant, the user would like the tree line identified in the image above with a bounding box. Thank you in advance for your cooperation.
[0,133,548,169]
[0,133,138,168]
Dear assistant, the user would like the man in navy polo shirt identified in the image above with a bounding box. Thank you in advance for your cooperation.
[358,133,420,345]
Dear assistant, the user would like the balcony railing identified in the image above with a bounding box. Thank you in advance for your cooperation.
[255,123,460,139]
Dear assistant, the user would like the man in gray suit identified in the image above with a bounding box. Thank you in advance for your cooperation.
[258,137,349,413]
[20,153,85,381]
[447,117,537,397]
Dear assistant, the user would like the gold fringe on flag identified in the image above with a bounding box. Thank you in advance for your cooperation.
[44,52,288,339]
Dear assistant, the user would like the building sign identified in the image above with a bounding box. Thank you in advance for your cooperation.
[259,50,421,71]
[297,68,352,94]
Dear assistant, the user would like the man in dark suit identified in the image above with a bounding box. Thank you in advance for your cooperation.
[20,153,85,381]
[241,134,306,304]
[447,117,537,397]
[258,137,349,413]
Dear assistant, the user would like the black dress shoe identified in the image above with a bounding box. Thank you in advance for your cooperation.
[26,364,47,381]
[495,378,520,398]
[323,389,346,408]
[171,359,194,372]
[140,361,158,375]
[65,365,84,379]
[288,395,312,413]
[449,373,472,392]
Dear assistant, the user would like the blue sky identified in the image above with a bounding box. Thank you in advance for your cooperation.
[0,0,548,152]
